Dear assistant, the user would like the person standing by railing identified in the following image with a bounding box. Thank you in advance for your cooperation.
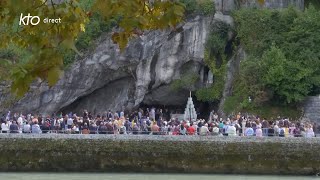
[305,124,315,138]
[41,121,50,133]
[179,124,186,135]
[223,121,231,136]
[255,126,263,137]
[293,125,301,137]
[23,122,31,133]
[261,119,269,136]
[244,123,254,136]
[132,123,140,135]
[98,122,107,134]
[140,120,148,135]
[82,123,90,134]
[113,120,119,135]
[31,121,41,134]
[289,123,296,137]
[17,115,23,131]
[241,118,246,136]
[187,122,195,135]
[9,121,19,133]
[73,124,80,134]
[199,123,209,136]
[211,124,220,136]
[268,124,275,137]
[1,121,9,133]
[161,121,169,135]
[53,118,61,133]
[67,115,73,130]
[279,125,285,137]
[226,124,237,136]
[119,123,127,135]
[106,122,114,134]
[89,121,97,134]
[151,121,159,135]
[274,123,279,136]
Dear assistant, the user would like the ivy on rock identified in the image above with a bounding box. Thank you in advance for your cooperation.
[224,6,320,117]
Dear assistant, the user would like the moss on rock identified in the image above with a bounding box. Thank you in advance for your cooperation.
[0,136,318,174]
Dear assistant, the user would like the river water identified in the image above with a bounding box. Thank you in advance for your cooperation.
[0,173,317,180]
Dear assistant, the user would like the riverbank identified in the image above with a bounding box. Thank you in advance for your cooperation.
[0,134,319,175]
[0,173,316,180]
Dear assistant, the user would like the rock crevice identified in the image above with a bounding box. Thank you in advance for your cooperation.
[4,16,213,115]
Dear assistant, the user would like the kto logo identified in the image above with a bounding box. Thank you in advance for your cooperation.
[19,13,40,26]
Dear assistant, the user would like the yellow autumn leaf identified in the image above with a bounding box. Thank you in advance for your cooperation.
[80,23,85,32]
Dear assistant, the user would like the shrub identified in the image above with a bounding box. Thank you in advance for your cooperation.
[180,0,216,16]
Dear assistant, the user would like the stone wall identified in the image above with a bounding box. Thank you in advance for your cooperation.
[304,96,320,122]
[0,134,319,175]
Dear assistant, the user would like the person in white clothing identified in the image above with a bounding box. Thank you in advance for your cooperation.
[1,121,9,133]
[67,116,73,129]
[17,116,23,127]
[305,124,315,138]
[226,124,237,136]
[23,122,31,133]
[200,123,209,136]
[212,125,220,136]
[255,126,263,137]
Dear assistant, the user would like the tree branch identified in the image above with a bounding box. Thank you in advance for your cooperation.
[34,0,48,10]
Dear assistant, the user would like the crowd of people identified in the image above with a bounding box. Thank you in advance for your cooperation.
[0,108,319,137]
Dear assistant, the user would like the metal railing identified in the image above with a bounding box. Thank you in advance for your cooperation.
[1,128,319,137]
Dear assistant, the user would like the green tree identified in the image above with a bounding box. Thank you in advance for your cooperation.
[231,5,320,109]
[261,46,312,103]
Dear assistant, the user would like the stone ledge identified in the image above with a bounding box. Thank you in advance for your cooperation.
[0,133,319,143]
[0,133,319,174]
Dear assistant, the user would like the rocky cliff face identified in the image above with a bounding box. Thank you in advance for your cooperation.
[303,96,320,122]
[2,15,217,115]
[0,0,306,116]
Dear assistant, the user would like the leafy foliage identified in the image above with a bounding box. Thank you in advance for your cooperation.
[196,21,231,102]
[0,0,89,96]
[305,0,320,9]
[224,96,302,120]
[205,21,231,58]
[170,74,199,91]
[196,52,227,102]
[94,0,185,50]
[179,0,215,16]
[0,0,185,96]
[62,5,119,67]
[228,6,320,114]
